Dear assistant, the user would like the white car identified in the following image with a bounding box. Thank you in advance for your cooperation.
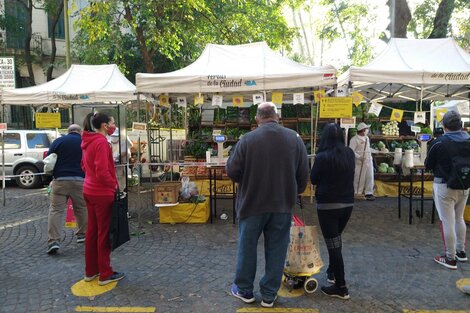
[1,130,58,188]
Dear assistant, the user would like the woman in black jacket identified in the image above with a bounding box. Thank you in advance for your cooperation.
[311,123,355,300]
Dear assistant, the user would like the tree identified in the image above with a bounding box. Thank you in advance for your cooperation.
[14,0,35,86]
[43,0,63,81]
[73,0,297,79]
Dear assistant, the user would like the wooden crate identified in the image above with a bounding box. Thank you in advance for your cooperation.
[154,181,181,204]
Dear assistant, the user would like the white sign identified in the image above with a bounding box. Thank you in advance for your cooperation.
[132,122,147,132]
[414,111,426,124]
[0,57,15,90]
[212,94,223,107]
[456,102,470,116]
[176,97,187,107]
[293,93,304,105]
[411,125,421,133]
[340,117,356,129]
[253,93,264,105]
[212,129,222,136]
[336,86,349,97]
[368,102,383,117]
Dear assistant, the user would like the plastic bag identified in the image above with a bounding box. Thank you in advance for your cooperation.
[43,153,57,175]
[180,177,198,200]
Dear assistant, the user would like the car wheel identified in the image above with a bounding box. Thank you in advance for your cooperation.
[15,165,41,189]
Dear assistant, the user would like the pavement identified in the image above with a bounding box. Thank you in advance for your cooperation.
[0,182,469,313]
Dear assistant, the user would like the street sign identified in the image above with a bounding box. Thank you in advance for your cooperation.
[0,57,15,90]
[0,123,7,133]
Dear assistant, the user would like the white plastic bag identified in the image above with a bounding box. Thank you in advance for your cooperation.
[180,176,198,200]
[43,153,57,175]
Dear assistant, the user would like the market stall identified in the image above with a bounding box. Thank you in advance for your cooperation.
[0,64,136,203]
[339,38,470,199]
[135,41,337,222]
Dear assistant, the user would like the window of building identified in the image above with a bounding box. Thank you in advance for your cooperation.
[5,1,28,49]
[48,9,65,39]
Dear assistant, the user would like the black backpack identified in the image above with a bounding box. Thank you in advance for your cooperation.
[442,138,470,190]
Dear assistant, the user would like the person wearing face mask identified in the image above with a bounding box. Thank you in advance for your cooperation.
[349,122,376,201]
[81,112,124,286]
[108,128,133,192]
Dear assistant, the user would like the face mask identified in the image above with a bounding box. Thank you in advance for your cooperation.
[106,125,116,136]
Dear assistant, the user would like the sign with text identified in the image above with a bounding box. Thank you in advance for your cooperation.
[368,102,383,117]
[35,113,61,128]
[0,57,15,90]
[252,93,264,105]
[293,93,304,105]
[414,111,426,124]
[132,122,147,132]
[177,96,187,107]
[212,95,223,107]
[319,97,353,118]
[340,117,356,129]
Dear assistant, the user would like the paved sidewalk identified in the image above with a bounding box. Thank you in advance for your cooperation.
[0,184,469,313]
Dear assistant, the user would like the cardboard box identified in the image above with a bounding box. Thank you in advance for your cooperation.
[159,199,209,224]
[154,181,181,204]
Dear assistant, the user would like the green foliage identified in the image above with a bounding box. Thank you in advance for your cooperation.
[73,0,297,80]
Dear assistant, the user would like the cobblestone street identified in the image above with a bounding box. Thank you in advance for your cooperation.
[0,184,469,313]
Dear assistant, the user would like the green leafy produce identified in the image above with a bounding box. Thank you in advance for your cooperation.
[387,167,396,174]
[377,141,386,150]
[378,162,389,173]
[389,141,402,152]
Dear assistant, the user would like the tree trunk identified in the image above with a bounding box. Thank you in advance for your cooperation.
[124,5,155,73]
[18,0,35,85]
[387,0,411,38]
[47,1,64,81]
[428,0,455,38]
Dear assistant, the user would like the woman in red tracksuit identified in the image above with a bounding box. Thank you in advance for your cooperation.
[81,112,124,286]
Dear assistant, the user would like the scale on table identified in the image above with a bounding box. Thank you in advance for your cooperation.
[211,130,227,164]
[412,125,432,166]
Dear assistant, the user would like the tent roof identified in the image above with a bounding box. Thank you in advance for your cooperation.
[339,38,470,101]
[136,42,336,94]
[2,64,136,106]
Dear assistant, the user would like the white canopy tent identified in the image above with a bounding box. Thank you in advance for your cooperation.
[1,64,136,107]
[136,41,336,94]
[339,38,470,102]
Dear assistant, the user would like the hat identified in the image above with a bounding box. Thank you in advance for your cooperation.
[442,110,462,131]
[356,122,370,132]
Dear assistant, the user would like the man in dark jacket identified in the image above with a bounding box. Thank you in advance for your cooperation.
[226,102,309,308]
[425,110,469,269]
[46,124,87,254]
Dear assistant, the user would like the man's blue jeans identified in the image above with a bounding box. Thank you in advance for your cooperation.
[234,212,292,302]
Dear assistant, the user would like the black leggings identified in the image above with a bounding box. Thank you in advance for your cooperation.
[317,206,353,287]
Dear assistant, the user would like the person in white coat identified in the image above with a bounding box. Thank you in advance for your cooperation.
[349,122,375,201]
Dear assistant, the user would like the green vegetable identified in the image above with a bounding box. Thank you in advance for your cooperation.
[379,163,389,169]
[377,141,386,150]
[387,167,396,174]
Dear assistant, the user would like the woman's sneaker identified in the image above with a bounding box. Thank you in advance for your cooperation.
[434,255,457,269]
[321,285,350,300]
[84,273,99,282]
[456,251,467,262]
[98,272,125,286]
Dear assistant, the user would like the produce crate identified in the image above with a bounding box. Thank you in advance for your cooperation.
[153,181,181,204]
[159,199,209,224]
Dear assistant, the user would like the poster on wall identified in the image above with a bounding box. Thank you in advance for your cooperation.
[319,97,352,118]
[293,93,304,105]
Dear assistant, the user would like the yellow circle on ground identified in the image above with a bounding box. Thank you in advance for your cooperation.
[456,278,470,294]
[71,278,117,297]
[277,275,306,298]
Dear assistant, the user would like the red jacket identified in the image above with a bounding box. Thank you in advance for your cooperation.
[81,131,118,197]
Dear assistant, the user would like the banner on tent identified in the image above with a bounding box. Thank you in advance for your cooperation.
[49,92,93,102]
[319,97,352,118]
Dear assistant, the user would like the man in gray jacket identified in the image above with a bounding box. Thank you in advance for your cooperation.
[226,102,309,308]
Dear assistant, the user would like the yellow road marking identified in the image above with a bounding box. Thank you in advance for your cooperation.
[75,306,156,312]
[456,278,470,294]
[403,310,470,313]
[71,279,117,297]
[237,309,318,313]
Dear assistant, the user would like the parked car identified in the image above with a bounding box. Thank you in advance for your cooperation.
[1,130,58,188]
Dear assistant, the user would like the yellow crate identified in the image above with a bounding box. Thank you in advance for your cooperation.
[465,205,470,223]
[159,200,209,224]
